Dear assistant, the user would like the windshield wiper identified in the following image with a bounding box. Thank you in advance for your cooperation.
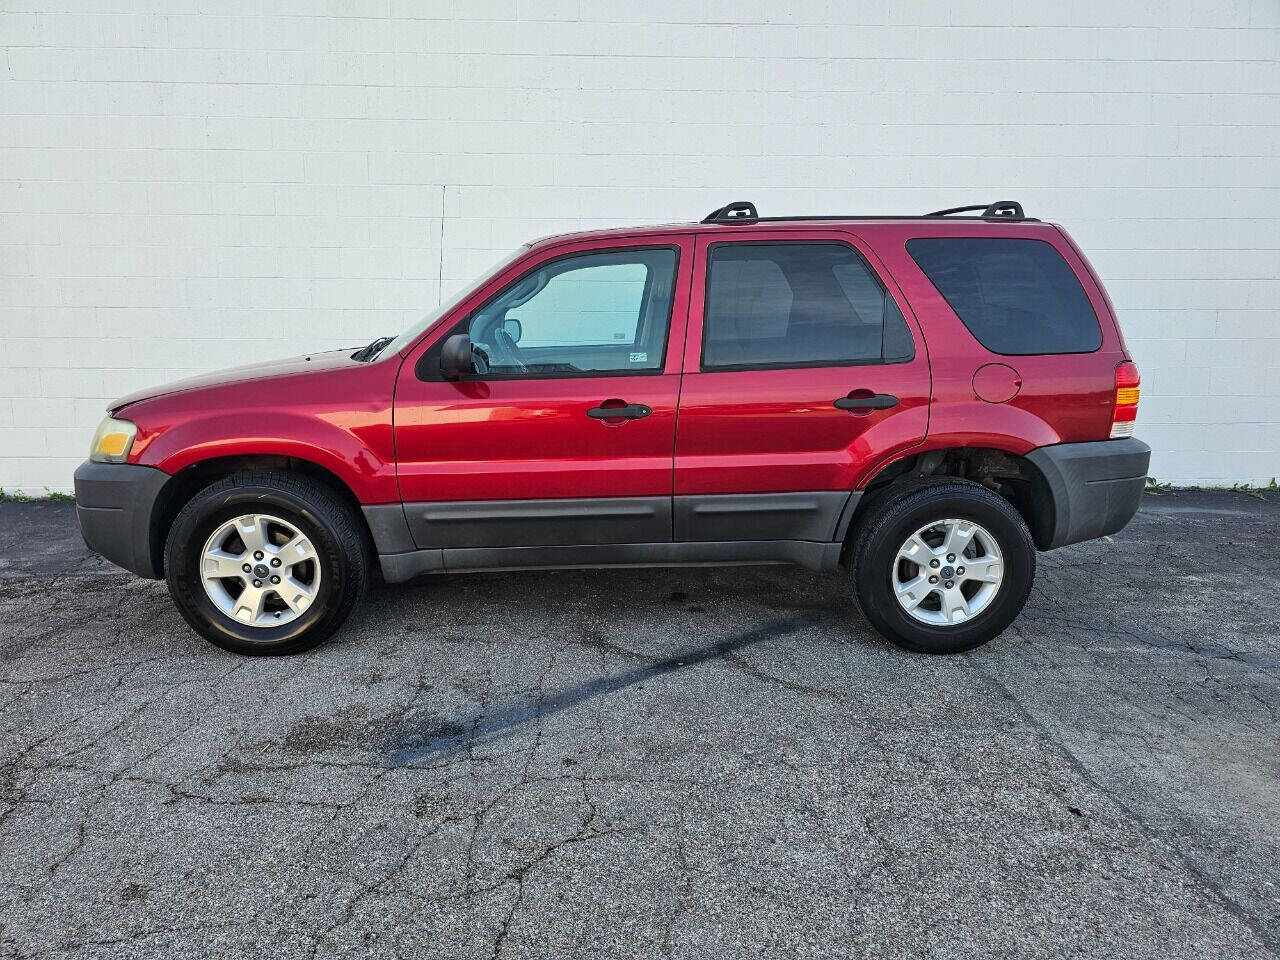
[352,336,394,362]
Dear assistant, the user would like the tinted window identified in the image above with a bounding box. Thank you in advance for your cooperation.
[465,248,677,377]
[702,243,914,370]
[907,237,1101,355]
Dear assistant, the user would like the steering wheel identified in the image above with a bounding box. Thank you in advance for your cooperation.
[491,326,530,374]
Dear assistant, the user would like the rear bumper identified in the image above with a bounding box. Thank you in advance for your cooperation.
[1027,438,1151,549]
[73,461,170,579]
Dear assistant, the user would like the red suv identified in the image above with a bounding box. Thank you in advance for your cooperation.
[74,201,1149,656]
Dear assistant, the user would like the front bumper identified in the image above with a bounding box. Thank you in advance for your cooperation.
[73,461,171,579]
[1026,438,1151,549]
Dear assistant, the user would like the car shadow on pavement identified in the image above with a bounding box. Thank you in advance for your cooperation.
[385,611,824,766]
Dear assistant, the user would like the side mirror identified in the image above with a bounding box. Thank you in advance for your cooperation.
[439,334,474,380]
[501,318,522,343]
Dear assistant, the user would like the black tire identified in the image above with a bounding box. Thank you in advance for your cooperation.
[850,479,1035,654]
[164,471,369,656]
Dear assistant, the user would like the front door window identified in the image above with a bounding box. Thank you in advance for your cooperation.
[462,248,679,377]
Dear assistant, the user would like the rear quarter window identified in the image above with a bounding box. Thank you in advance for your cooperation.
[906,237,1102,355]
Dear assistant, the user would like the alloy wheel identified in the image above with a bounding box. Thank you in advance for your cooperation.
[891,517,1004,626]
[199,513,321,627]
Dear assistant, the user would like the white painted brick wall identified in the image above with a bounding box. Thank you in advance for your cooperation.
[2,0,1278,493]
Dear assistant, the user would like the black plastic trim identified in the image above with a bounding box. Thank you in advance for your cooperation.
[696,355,915,374]
[702,201,759,223]
[403,496,673,550]
[586,403,651,420]
[378,548,446,582]
[73,461,171,579]
[361,503,417,555]
[377,539,843,582]
[700,215,1040,224]
[1026,438,1151,550]
[833,491,864,542]
[698,200,1036,223]
[926,200,1026,220]
[674,492,850,543]
[834,393,898,411]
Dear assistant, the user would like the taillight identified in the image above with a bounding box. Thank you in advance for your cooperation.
[1111,361,1140,438]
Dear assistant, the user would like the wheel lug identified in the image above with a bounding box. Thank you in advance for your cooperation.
[242,563,251,573]
[929,559,940,568]
[957,566,965,575]
[254,551,264,561]
[270,557,281,567]
[252,579,262,587]
[928,575,938,584]
[946,554,955,562]
[270,575,280,584]
[944,580,954,588]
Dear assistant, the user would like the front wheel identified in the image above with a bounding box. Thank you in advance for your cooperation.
[164,471,369,656]
[850,480,1036,654]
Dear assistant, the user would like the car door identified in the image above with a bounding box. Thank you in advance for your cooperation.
[395,235,693,551]
[674,229,930,542]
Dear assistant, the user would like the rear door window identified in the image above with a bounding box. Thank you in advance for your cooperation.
[701,242,914,370]
[906,237,1101,355]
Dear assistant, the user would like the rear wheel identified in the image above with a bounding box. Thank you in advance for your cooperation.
[164,472,369,656]
[850,480,1035,654]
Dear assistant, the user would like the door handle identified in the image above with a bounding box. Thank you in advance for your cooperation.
[587,402,652,420]
[833,392,899,411]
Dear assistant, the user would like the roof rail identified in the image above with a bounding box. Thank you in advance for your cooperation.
[926,200,1026,220]
[702,201,758,224]
[697,199,1033,224]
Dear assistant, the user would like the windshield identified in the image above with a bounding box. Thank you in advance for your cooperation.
[382,245,530,357]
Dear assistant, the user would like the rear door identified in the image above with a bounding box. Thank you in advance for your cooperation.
[673,230,931,542]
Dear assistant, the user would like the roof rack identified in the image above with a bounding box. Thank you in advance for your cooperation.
[699,199,1030,224]
[926,200,1025,220]
[701,201,758,223]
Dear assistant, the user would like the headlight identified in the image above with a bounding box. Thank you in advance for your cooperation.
[89,416,138,463]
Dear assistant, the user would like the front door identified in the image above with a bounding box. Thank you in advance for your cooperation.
[674,231,931,542]
[395,236,693,549]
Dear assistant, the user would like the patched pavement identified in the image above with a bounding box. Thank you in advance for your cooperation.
[1,490,1277,959]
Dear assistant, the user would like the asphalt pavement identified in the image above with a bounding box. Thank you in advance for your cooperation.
[1,490,1277,959]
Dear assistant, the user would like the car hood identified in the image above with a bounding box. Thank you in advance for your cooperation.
[109,347,364,412]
